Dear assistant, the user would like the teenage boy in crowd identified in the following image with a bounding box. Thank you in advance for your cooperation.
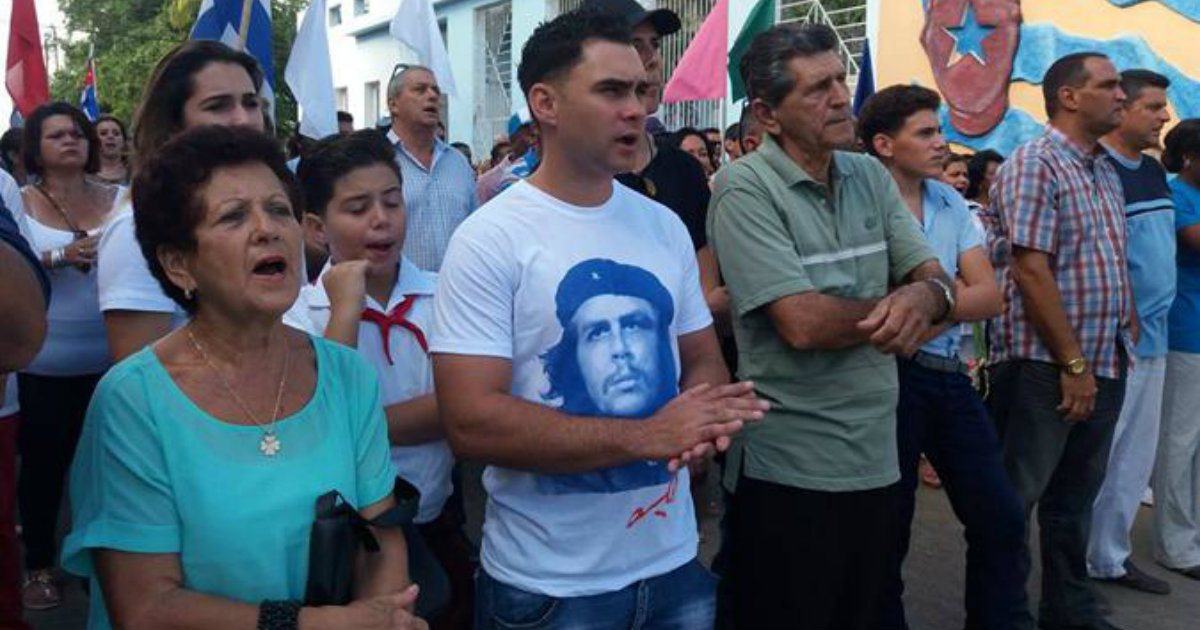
[288,131,473,630]
[857,84,1025,630]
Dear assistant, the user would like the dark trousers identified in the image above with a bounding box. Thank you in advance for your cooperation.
[0,416,30,630]
[882,359,1026,630]
[418,508,477,630]
[726,471,897,630]
[16,373,100,571]
[989,360,1125,629]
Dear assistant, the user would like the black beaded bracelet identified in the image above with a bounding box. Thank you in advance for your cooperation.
[257,599,302,630]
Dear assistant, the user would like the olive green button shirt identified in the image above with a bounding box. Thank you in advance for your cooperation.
[708,135,936,492]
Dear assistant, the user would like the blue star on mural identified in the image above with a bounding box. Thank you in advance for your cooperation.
[944,1,997,66]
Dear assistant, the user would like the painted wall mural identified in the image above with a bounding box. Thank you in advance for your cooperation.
[881,0,1200,155]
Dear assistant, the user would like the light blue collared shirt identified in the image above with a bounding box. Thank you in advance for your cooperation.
[918,179,984,358]
[388,129,478,271]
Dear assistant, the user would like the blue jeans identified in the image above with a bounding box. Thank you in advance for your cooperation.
[883,358,1026,630]
[474,559,716,630]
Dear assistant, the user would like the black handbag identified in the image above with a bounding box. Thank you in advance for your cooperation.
[304,477,421,606]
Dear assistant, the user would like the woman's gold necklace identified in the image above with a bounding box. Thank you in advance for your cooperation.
[185,327,291,457]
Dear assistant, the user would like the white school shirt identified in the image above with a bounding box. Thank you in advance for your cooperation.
[96,195,189,328]
[291,257,452,524]
[431,180,712,597]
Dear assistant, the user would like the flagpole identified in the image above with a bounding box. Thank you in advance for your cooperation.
[237,0,255,50]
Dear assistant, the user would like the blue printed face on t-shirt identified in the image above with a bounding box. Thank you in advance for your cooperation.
[537,258,678,495]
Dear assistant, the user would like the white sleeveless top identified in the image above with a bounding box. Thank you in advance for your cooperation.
[21,217,112,376]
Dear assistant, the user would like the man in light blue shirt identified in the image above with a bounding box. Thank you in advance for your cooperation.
[857,85,1025,630]
[1088,69,1177,596]
[386,64,478,271]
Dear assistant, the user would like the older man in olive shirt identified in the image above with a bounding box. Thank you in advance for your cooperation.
[708,24,953,630]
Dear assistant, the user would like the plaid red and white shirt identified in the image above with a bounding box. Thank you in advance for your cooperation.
[990,127,1132,378]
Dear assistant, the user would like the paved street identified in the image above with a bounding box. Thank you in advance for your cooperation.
[25,471,1200,629]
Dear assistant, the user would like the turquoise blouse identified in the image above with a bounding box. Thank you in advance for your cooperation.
[62,335,397,629]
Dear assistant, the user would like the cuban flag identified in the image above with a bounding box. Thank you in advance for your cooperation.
[79,45,99,121]
[190,0,275,117]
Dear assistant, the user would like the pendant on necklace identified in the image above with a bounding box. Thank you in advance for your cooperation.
[260,434,282,457]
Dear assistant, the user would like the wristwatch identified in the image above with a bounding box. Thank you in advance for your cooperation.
[1062,357,1088,376]
[924,277,956,324]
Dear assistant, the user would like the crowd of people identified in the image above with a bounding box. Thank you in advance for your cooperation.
[0,0,1199,629]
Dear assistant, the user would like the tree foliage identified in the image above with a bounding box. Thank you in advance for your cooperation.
[50,0,308,135]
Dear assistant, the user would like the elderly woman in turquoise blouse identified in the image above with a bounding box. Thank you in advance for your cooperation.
[61,125,426,630]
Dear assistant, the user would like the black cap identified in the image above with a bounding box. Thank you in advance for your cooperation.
[582,0,681,36]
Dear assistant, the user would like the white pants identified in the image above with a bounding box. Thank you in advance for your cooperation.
[1087,355,1167,577]
[1153,351,1200,569]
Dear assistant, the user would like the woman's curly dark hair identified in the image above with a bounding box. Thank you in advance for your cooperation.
[132,125,301,313]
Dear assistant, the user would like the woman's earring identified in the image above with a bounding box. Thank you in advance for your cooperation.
[184,287,194,300]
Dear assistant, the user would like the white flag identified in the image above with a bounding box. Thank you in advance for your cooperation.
[285,0,338,139]
[389,0,458,97]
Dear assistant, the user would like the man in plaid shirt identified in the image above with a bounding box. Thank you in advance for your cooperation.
[989,52,1134,630]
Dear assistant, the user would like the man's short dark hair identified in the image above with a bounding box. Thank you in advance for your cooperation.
[132,125,301,314]
[336,110,354,124]
[518,8,633,99]
[1119,69,1170,106]
[856,85,942,158]
[1163,118,1200,173]
[1042,52,1108,118]
[724,122,741,142]
[297,129,400,218]
[740,23,839,107]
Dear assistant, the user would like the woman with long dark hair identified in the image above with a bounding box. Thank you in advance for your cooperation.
[98,40,269,361]
[15,101,117,610]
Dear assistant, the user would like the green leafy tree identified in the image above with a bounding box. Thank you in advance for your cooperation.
[51,0,308,134]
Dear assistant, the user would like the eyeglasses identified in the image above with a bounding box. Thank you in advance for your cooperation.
[390,63,414,79]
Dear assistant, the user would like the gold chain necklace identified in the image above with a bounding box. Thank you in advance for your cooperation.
[185,327,291,457]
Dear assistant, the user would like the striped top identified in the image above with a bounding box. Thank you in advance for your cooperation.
[1103,147,1176,358]
[991,127,1132,378]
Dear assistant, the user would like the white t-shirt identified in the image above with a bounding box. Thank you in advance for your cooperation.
[20,217,111,375]
[288,257,452,524]
[96,195,189,328]
[431,180,712,597]
[0,170,21,217]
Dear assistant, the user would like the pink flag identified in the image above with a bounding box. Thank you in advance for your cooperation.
[663,0,729,103]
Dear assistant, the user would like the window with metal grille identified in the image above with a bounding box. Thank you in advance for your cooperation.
[777,0,867,92]
[474,1,514,156]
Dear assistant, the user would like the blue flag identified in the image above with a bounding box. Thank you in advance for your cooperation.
[190,0,275,116]
[853,40,875,117]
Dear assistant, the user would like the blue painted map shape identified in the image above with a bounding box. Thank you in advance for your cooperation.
[1104,0,1200,22]
[942,106,1045,155]
[947,22,1200,153]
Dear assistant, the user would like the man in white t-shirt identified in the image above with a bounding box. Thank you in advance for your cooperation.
[430,9,767,630]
